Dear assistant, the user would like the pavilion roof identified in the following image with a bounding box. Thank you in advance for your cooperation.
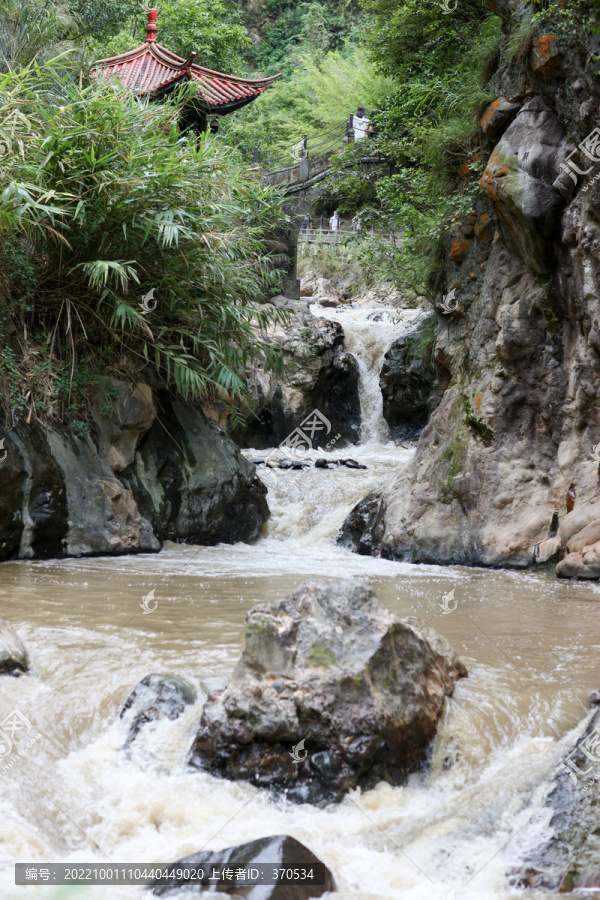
[90,9,281,114]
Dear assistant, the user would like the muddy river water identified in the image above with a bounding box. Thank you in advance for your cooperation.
[1,306,600,900]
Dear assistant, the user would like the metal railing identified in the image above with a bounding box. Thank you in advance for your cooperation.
[253,118,354,175]
[299,226,394,243]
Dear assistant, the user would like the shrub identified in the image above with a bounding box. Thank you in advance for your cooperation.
[0,62,288,423]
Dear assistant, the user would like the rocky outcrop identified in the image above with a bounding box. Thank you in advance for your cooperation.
[0,386,268,560]
[121,396,268,546]
[190,579,467,804]
[235,302,360,448]
[120,674,196,749]
[480,97,567,274]
[0,622,28,675]
[91,380,155,472]
[510,699,600,892]
[151,835,335,898]
[380,313,441,440]
[340,12,600,572]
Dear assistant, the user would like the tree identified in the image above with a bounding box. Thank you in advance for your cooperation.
[0,0,76,71]
[77,0,250,73]
[158,0,250,72]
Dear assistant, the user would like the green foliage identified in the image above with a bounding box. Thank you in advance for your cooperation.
[80,0,249,73]
[243,0,359,77]
[532,0,599,43]
[404,313,437,371]
[0,0,77,71]
[219,43,394,160]
[154,0,250,71]
[0,62,288,425]
[316,0,501,299]
[442,432,465,493]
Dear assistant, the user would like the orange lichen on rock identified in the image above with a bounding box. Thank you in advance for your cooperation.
[481,99,501,133]
[475,213,494,242]
[451,240,470,263]
[531,34,560,76]
[480,152,510,203]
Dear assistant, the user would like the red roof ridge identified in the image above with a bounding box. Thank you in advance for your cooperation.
[91,40,281,89]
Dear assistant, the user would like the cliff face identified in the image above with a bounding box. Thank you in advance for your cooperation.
[341,1,600,574]
[0,382,269,561]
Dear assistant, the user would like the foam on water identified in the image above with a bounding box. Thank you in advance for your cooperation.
[2,305,600,900]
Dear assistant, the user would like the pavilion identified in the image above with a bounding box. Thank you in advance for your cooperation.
[90,9,281,132]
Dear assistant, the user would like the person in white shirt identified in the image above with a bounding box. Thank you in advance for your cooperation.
[329,210,340,232]
[352,105,371,141]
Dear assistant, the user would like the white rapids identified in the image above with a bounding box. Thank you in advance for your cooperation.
[1,304,599,900]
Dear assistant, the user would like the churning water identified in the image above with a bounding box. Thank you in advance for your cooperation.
[1,306,600,900]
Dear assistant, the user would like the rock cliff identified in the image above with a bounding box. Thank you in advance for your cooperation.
[341,1,600,574]
[0,382,268,560]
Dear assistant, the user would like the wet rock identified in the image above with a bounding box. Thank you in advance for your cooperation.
[380,314,441,441]
[0,423,68,560]
[190,579,467,804]
[339,458,367,470]
[0,621,29,675]
[480,97,521,142]
[121,674,196,748]
[0,393,267,559]
[513,704,600,892]
[151,834,335,898]
[338,490,386,557]
[232,313,360,449]
[336,0,600,574]
[117,396,269,546]
[314,458,329,468]
[556,499,600,578]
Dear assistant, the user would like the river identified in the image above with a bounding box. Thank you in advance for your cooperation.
[1,303,600,900]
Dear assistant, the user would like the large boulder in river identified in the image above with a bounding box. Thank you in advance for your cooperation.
[190,579,467,804]
[0,621,28,675]
[233,307,360,449]
[151,834,335,898]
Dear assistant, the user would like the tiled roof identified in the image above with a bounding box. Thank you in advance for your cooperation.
[90,12,280,111]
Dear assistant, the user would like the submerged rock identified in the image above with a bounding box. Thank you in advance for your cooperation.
[0,621,29,675]
[190,579,467,804]
[511,701,600,892]
[120,674,196,749]
[151,834,335,898]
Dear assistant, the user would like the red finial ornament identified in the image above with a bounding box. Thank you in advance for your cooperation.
[146,9,158,42]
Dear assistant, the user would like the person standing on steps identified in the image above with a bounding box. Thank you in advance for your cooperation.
[352,106,371,141]
[329,210,340,233]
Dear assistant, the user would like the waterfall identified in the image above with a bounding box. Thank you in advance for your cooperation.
[310,304,425,443]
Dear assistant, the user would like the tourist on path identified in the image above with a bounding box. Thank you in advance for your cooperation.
[329,210,340,232]
[353,106,371,141]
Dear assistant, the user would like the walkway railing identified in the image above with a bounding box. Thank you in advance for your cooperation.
[299,226,395,244]
[253,119,352,176]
